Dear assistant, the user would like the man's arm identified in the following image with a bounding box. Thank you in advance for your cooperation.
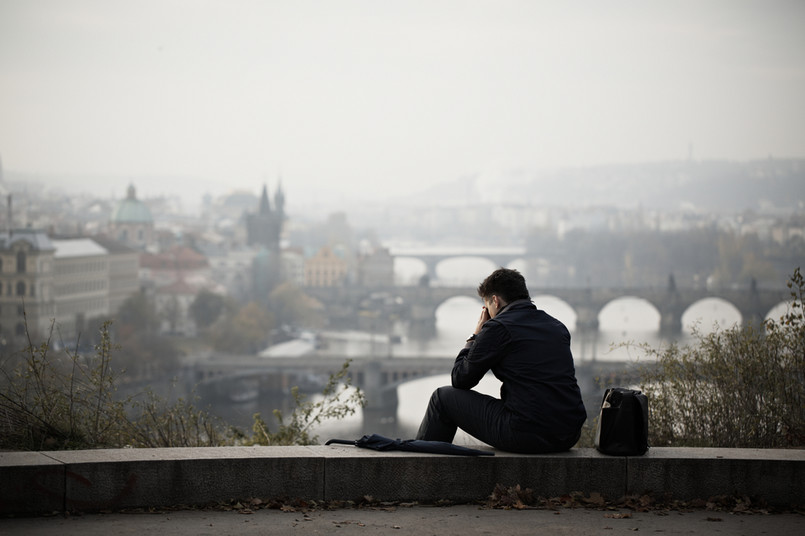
[451,320,509,389]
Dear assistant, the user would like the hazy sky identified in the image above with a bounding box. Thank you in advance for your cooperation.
[1,0,804,208]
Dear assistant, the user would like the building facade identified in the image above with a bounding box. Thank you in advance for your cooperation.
[0,230,144,348]
[357,247,394,287]
[52,238,110,340]
[305,245,348,287]
[92,235,140,314]
[0,229,56,342]
[281,248,306,287]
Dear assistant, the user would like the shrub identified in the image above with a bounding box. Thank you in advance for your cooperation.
[0,320,133,450]
[244,360,366,446]
[639,268,805,448]
[0,319,364,450]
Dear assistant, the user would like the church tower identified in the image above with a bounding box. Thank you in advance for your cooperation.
[109,184,154,250]
[246,183,284,252]
[247,182,286,299]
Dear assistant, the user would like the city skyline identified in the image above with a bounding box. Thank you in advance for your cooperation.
[1,1,804,210]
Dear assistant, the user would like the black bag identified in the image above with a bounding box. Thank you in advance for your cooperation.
[594,387,649,456]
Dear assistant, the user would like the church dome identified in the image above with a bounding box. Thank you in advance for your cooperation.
[111,184,153,223]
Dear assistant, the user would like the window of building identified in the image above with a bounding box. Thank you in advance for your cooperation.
[16,251,26,273]
[16,281,25,296]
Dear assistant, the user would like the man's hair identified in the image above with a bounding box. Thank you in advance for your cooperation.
[477,268,530,303]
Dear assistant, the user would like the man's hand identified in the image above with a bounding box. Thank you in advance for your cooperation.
[474,306,491,335]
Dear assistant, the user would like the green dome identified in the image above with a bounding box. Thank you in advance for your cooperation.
[111,184,153,223]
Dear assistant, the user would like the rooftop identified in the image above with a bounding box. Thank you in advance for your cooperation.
[52,238,108,258]
[110,184,153,224]
[0,229,55,252]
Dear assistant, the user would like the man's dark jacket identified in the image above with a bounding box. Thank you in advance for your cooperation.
[452,299,586,443]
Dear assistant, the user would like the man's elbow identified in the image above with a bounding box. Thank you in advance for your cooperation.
[450,374,473,390]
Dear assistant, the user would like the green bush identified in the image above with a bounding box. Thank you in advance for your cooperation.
[639,268,805,448]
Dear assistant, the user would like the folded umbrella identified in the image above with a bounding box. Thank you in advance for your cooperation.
[325,433,494,456]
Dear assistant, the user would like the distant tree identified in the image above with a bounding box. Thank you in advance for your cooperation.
[190,290,235,330]
[268,282,324,329]
[112,292,179,379]
[115,331,179,380]
[209,301,275,354]
[114,292,159,335]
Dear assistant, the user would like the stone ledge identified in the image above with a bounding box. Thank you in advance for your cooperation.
[1,447,803,515]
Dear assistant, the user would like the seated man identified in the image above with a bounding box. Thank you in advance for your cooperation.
[416,268,586,453]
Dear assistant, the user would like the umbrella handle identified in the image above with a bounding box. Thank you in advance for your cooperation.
[324,439,356,446]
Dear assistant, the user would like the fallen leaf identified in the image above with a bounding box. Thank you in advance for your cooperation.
[604,513,632,519]
[583,492,606,506]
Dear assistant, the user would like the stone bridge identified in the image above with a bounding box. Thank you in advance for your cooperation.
[388,245,526,282]
[305,284,790,337]
[190,353,643,419]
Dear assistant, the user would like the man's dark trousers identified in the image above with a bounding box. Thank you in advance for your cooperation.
[416,385,578,454]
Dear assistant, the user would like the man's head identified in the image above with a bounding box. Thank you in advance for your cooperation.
[476,268,530,318]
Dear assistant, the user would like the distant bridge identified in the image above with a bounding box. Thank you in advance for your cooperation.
[305,284,790,337]
[191,353,647,418]
[388,245,526,281]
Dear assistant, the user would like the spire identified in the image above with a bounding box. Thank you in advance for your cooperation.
[274,178,285,217]
[258,183,271,214]
[127,183,137,200]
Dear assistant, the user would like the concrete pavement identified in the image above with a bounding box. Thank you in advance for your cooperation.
[2,504,804,536]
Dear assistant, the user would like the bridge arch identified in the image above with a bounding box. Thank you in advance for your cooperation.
[305,285,788,337]
[434,295,484,340]
[395,373,502,430]
[506,258,529,273]
[432,292,483,309]
[434,256,498,286]
[393,257,428,286]
[765,300,793,323]
[388,246,527,285]
[598,296,662,333]
[533,294,577,331]
[681,297,742,334]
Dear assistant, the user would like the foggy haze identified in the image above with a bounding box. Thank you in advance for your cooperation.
[1,0,804,213]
